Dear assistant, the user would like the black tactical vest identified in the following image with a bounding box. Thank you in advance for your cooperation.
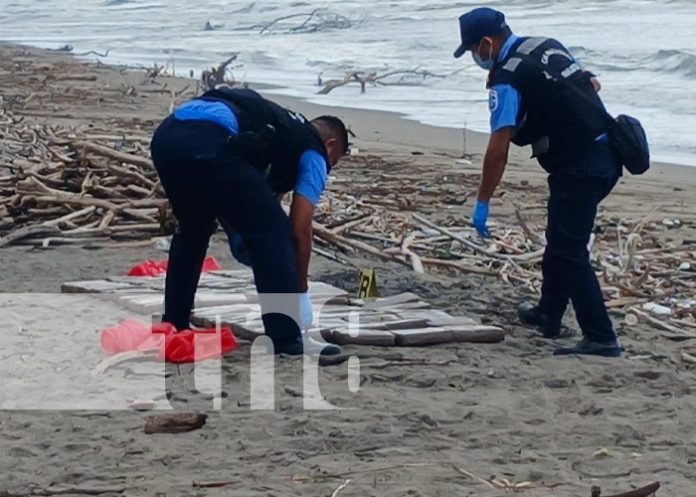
[197,88,330,194]
[489,37,608,172]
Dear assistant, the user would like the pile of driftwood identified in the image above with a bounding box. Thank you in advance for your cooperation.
[2,112,693,332]
[313,155,696,334]
[0,106,170,248]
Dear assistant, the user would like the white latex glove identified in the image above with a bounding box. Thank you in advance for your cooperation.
[299,292,314,330]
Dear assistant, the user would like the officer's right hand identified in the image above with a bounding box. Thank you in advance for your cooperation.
[227,229,252,266]
[471,200,491,239]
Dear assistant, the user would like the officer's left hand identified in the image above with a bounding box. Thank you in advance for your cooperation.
[299,292,314,330]
[471,200,491,239]
[227,229,252,266]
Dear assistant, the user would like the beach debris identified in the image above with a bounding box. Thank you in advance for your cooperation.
[318,68,447,95]
[192,480,237,489]
[330,479,352,497]
[681,349,696,365]
[257,8,352,35]
[73,49,111,58]
[306,154,696,335]
[203,21,224,31]
[0,106,171,246]
[154,237,171,251]
[452,466,535,492]
[642,302,672,316]
[590,481,660,497]
[629,309,694,338]
[624,313,639,326]
[143,413,207,434]
[661,218,681,228]
[291,463,561,491]
[592,447,611,459]
[95,349,159,375]
[0,487,126,496]
[140,62,173,80]
[200,54,242,91]
[128,399,157,411]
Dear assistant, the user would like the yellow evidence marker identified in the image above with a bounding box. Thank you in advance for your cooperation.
[357,268,380,299]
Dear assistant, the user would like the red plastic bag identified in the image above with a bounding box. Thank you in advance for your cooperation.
[127,257,222,277]
[126,260,168,277]
[100,319,237,364]
[100,319,162,353]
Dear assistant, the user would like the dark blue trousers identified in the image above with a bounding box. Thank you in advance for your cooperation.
[150,116,302,346]
[538,139,620,343]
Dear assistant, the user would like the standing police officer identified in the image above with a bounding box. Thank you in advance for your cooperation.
[453,8,623,357]
[150,87,348,357]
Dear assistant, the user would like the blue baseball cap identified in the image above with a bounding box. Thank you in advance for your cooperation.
[454,7,508,58]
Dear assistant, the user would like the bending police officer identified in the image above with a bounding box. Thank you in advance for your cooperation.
[150,87,348,357]
[453,8,623,357]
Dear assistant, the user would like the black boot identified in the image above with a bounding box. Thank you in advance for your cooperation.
[518,302,573,339]
[274,336,342,357]
[554,338,624,358]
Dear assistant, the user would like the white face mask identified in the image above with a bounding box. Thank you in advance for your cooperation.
[473,38,494,71]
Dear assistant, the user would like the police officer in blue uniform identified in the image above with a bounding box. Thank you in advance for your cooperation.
[454,8,623,357]
[150,87,348,357]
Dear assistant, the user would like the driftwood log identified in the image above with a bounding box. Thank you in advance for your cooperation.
[201,54,241,91]
[258,9,352,35]
[144,413,208,434]
[0,486,126,496]
[591,481,660,497]
[319,69,446,95]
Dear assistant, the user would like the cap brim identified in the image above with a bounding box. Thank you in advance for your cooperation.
[454,44,468,58]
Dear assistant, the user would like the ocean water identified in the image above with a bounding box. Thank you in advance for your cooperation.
[1,0,694,165]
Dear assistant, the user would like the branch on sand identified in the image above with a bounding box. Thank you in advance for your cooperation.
[0,486,126,496]
[201,54,243,91]
[591,481,661,497]
[318,69,447,95]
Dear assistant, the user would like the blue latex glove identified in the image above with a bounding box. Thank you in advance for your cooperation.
[299,292,314,330]
[472,200,491,239]
[227,229,251,266]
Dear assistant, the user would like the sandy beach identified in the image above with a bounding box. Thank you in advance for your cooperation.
[1,43,696,497]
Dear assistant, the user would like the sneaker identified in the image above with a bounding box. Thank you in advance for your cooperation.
[554,338,624,358]
[517,302,573,339]
[274,336,342,357]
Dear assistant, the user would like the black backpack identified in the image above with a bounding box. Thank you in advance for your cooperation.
[516,52,650,175]
[606,114,650,174]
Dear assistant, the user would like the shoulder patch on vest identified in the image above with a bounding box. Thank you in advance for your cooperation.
[541,47,574,65]
[488,89,499,112]
[287,109,307,124]
[516,37,549,55]
[502,57,522,73]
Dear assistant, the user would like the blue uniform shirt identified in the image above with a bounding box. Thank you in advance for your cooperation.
[489,34,522,133]
[175,100,240,135]
[174,100,327,206]
[295,150,328,206]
